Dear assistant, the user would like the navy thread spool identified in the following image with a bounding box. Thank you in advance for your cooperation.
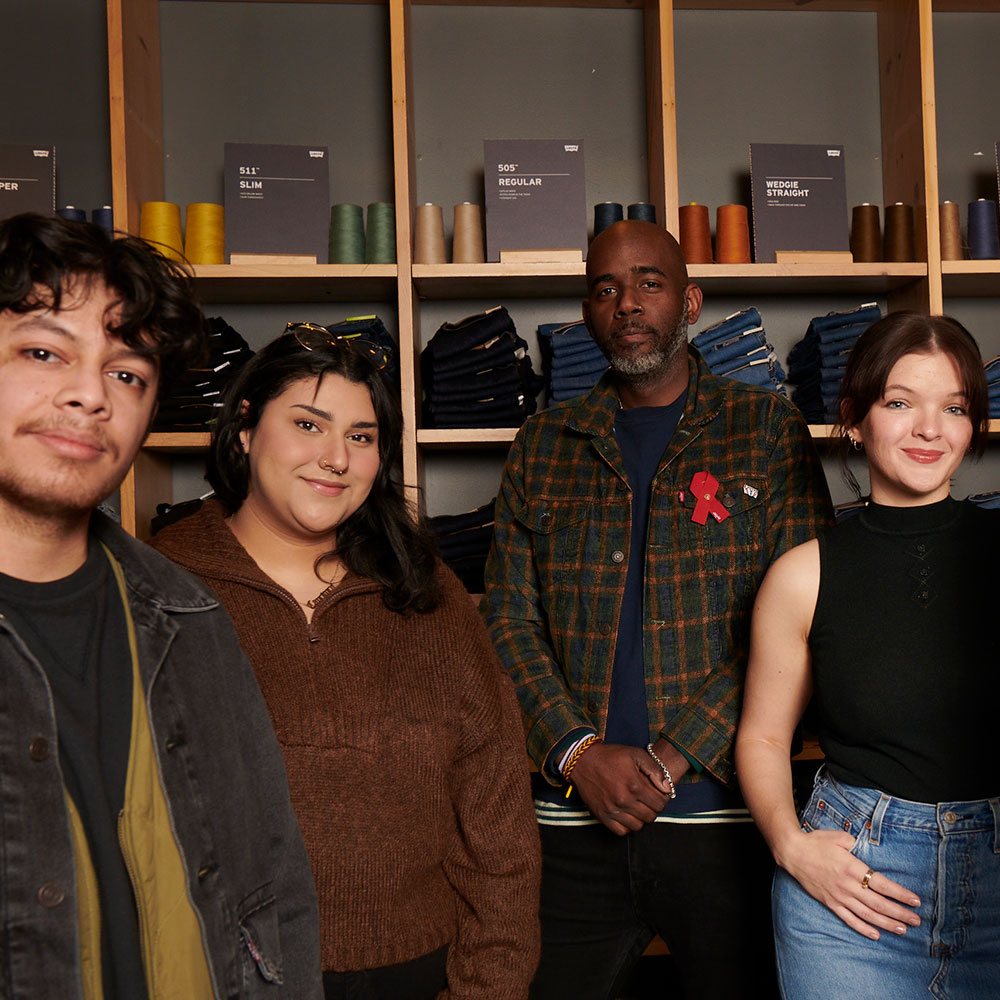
[56,206,86,222]
[594,202,623,236]
[92,206,114,232]
[627,202,656,223]
[968,199,1000,260]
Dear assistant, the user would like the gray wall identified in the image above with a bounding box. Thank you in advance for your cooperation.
[6,2,1000,511]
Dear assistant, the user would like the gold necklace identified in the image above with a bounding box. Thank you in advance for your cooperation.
[304,582,337,609]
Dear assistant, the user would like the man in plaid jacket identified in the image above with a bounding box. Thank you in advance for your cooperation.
[484,220,832,999]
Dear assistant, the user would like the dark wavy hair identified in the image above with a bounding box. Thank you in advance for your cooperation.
[207,331,441,615]
[836,310,988,496]
[0,213,205,391]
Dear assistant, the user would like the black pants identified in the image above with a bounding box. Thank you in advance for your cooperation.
[323,945,448,1000]
[530,820,778,1000]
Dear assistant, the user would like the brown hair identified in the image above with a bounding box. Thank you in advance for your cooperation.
[837,310,988,453]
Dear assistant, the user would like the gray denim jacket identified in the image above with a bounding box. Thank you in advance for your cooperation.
[0,512,323,999]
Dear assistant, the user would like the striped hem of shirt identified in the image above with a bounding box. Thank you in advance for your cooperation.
[534,799,752,827]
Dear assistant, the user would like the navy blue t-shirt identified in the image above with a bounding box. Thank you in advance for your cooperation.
[605,395,685,747]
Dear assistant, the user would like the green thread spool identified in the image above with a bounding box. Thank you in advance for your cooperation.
[329,204,365,264]
[366,202,396,264]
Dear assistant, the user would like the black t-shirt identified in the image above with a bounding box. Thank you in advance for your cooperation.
[0,544,148,999]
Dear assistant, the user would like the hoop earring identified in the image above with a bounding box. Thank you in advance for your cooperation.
[849,436,863,452]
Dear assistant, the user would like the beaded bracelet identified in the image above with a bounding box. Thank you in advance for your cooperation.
[645,742,677,799]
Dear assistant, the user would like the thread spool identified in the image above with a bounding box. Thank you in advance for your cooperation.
[56,206,86,222]
[593,202,623,236]
[715,204,751,264]
[939,202,963,261]
[882,202,915,262]
[678,203,713,264]
[184,203,225,265]
[413,203,447,264]
[968,199,1000,260]
[850,203,881,263]
[366,202,396,264]
[452,202,485,264]
[139,201,184,261]
[627,202,656,224]
[329,204,365,264]
[92,206,114,232]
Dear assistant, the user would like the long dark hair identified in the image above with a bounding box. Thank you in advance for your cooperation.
[207,331,440,615]
[836,310,988,497]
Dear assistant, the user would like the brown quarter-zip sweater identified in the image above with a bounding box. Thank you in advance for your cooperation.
[151,499,540,998]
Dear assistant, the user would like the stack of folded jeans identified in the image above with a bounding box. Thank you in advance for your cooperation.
[428,499,496,594]
[985,355,1000,419]
[690,307,786,392]
[153,316,254,432]
[324,314,399,391]
[421,306,544,428]
[537,320,608,404]
[787,303,882,422]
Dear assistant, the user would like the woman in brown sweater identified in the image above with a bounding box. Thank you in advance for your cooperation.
[151,325,540,1000]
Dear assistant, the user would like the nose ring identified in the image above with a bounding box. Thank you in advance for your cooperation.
[320,459,346,475]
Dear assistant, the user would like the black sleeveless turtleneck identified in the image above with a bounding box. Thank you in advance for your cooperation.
[808,497,999,803]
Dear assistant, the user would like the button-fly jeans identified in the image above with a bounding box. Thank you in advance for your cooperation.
[773,768,1000,1000]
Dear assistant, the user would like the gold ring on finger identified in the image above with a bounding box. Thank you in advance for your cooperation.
[860,869,875,890]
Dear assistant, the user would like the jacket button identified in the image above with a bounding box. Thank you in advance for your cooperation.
[539,511,552,525]
[599,623,611,635]
[611,550,625,563]
[587,700,599,713]
[37,881,65,908]
[722,493,736,508]
[29,737,49,761]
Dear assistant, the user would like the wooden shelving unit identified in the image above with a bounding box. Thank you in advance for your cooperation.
[103,0,986,536]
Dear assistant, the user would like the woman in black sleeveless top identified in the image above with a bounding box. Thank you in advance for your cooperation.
[736,312,999,1000]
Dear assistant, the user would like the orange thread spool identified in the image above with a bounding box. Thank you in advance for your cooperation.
[678,203,713,264]
[715,204,751,264]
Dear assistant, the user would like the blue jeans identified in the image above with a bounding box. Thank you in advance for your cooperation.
[773,770,1000,1000]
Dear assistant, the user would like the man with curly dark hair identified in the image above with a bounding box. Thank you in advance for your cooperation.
[0,214,322,999]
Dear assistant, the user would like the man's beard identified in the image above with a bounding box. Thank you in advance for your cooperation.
[608,313,689,380]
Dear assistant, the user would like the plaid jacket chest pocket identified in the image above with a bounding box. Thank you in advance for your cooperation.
[516,495,623,618]
[647,475,769,665]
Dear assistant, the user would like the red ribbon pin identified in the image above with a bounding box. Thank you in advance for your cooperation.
[689,471,729,525]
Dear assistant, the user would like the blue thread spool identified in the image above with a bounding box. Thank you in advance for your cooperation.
[593,202,623,236]
[627,202,656,223]
[968,199,1000,260]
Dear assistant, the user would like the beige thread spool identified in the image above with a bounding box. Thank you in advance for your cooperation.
[139,201,183,261]
[452,202,485,264]
[184,203,225,265]
[413,203,447,264]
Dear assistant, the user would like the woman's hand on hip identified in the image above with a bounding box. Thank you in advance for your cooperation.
[779,828,922,940]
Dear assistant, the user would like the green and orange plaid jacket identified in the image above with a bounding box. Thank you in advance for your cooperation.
[483,347,833,790]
